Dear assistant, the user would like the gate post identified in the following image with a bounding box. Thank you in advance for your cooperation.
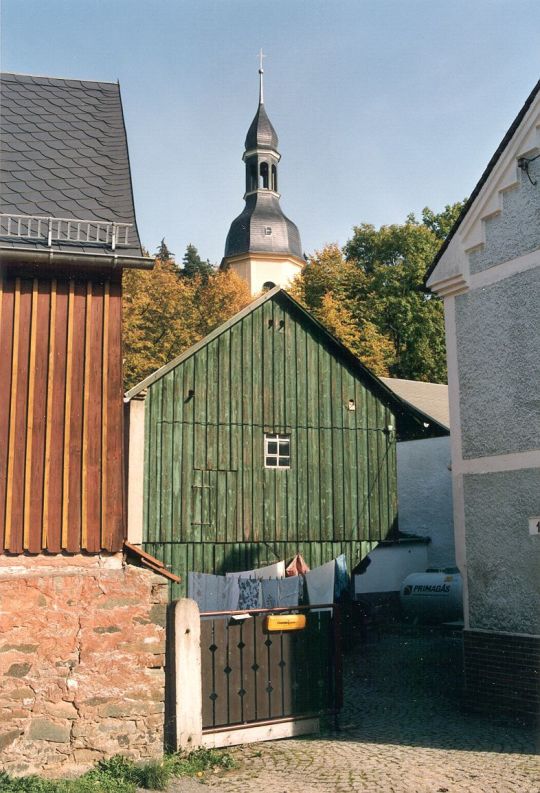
[174,598,203,750]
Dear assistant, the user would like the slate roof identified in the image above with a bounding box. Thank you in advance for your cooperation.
[224,94,302,262]
[0,72,143,257]
[224,191,303,260]
[245,102,279,151]
[380,377,449,432]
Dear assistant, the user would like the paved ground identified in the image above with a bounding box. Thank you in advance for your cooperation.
[194,625,539,793]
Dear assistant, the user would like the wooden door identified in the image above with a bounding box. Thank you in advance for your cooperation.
[192,470,238,542]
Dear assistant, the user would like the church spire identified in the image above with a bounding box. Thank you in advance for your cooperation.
[258,48,265,104]
[221,62,303,295]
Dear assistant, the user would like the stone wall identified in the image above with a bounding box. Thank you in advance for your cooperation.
[0,553,168,776]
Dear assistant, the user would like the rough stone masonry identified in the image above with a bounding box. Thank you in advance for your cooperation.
[0,553,168,776]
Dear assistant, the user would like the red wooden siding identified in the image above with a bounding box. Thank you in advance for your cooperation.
[0,272,124,553]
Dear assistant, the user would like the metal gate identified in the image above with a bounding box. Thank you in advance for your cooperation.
[199,604,342,735]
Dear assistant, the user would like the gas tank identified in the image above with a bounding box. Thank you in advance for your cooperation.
[400,571,463,623]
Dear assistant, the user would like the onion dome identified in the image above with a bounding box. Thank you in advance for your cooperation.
[223,56,302,263]
[245,103,279,151]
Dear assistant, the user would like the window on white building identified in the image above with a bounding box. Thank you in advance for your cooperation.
[264,433,290,468]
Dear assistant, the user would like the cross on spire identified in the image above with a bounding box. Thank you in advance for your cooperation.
[258,48,266,104]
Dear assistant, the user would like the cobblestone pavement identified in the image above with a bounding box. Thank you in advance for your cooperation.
[202,626,539,793]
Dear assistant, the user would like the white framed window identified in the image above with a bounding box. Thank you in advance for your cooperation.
[264,433,290,468]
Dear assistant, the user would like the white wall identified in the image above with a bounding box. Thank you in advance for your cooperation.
[228,255,302,295]
[396,436,455,569]
[355,543,428,595]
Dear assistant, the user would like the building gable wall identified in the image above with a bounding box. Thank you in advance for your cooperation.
[469,160,540,274]
[427,87,540,717]
[141,296,398,593]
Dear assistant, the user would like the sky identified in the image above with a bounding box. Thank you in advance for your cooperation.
[2,0,540,264]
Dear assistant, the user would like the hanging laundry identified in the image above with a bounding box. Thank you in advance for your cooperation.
[278,575,301,607]
[225,577,240,612]
[286,553,310,577]
[225,569,256,611]
[188,572,237,613]
[334,554,350,601]
[226,560,285,581]
[261,579,280,608]
[225,568,256,581]
[254,560,286,579]
[238,578,261,610]
[261,576,301,609]
[305,559,335,611]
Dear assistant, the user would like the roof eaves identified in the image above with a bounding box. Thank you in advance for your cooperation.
[425,78,540,284]
[386,392,449,434]
[379,377,450,430]
[116,80,143,258]
[0,245,154,270]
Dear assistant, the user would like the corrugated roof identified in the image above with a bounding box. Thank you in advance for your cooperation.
[0,72,143,257]
[380,377,449,431]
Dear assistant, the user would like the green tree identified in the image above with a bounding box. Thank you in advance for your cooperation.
[155,237,174,262]
[290,244,394,376]
[292,201,465,383]
[182,243,214,279]
[420,202,465,240]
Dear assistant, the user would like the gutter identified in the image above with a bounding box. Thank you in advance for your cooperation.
[0,246,154,270]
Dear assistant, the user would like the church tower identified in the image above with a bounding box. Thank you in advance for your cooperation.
[221,56,304,294]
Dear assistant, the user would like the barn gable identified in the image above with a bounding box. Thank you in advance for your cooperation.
[126,288,440,594]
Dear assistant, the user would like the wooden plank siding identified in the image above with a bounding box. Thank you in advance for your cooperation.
[141,295,399,595]
[0,272,125,553]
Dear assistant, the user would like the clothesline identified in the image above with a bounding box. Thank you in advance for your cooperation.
[187,553,348,614]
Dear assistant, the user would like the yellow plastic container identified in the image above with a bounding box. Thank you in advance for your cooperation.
[264,613,306,632]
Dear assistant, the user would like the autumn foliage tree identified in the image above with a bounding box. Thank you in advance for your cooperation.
[122,257,251,389]
[291,203,465,382]
[290,244,394,376]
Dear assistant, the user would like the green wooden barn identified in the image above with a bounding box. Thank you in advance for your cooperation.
[124,288,443,597]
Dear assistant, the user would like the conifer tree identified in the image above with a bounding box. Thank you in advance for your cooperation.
[182,243,214,279]
[155,237,174,262]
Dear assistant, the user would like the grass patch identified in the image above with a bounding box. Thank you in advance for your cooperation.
[163,747,236,777]
[0,749,237,792]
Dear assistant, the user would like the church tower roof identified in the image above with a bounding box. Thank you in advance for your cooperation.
[223,56,303,265]
[245,102,279,151]
[245,49,278,151]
